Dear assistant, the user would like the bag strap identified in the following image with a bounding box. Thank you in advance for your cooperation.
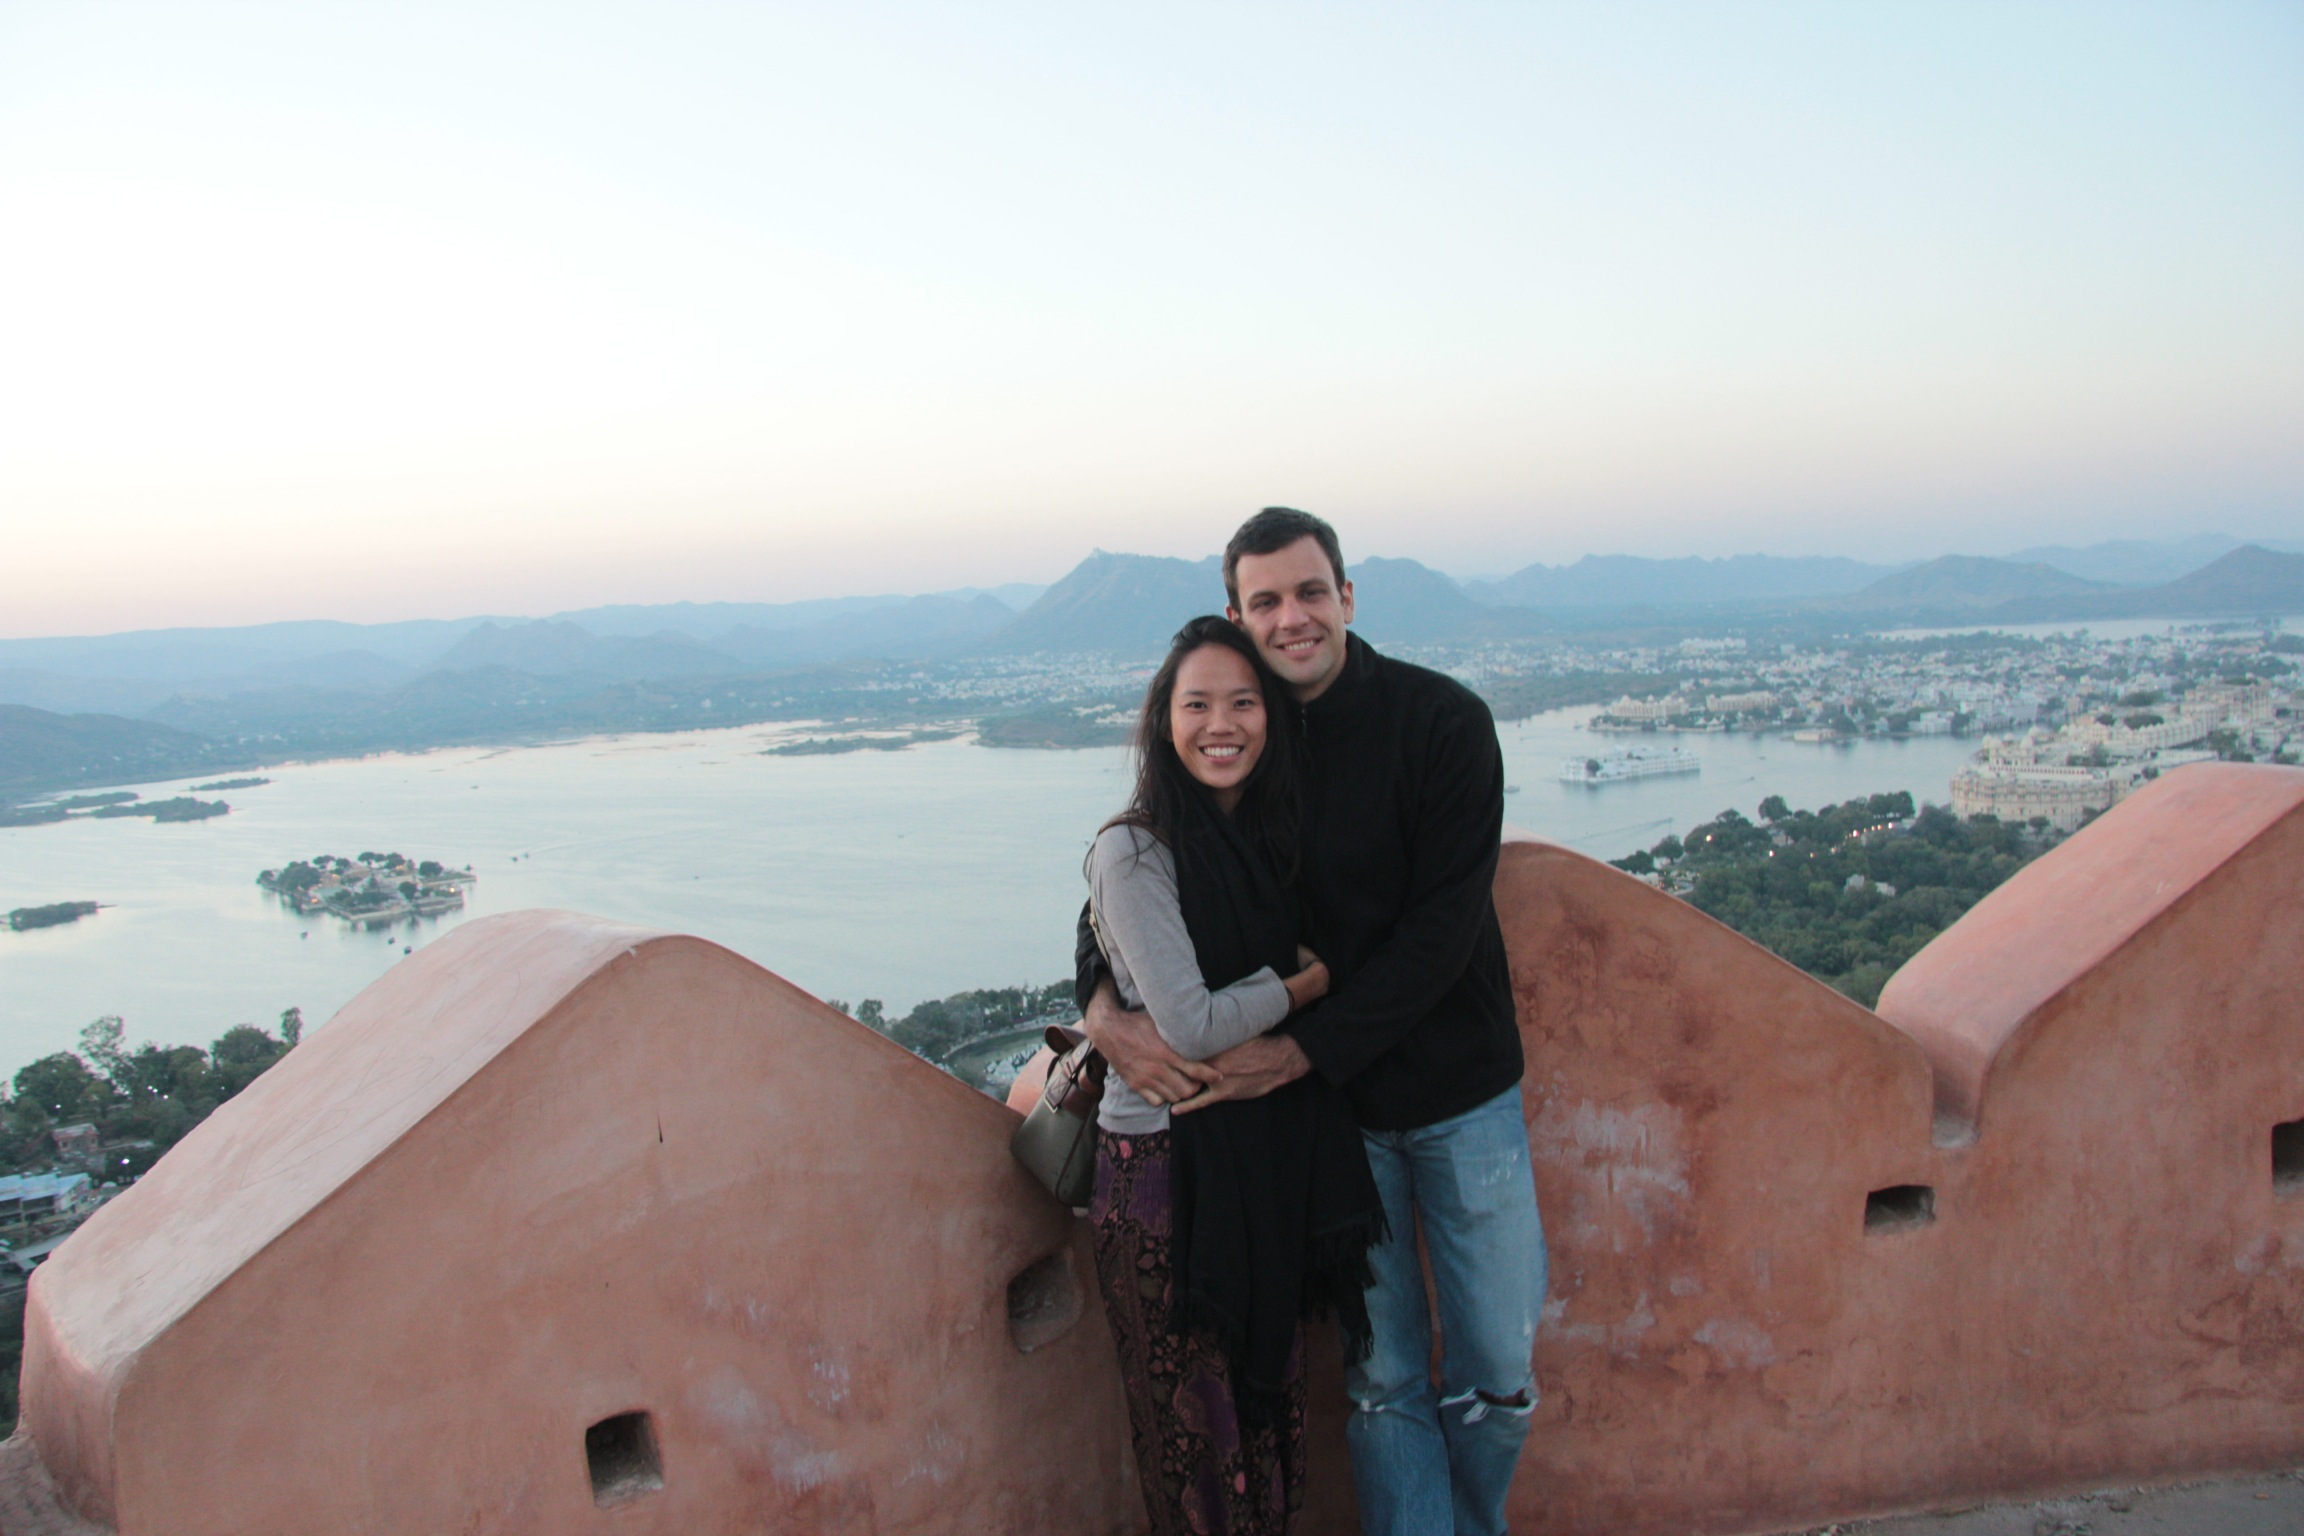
[1039,1027,1107,1114]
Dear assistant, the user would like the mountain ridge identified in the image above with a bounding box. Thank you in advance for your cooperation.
[4,537,2298,724]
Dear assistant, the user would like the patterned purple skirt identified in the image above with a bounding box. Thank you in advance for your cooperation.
[1091,1129,1307,1536]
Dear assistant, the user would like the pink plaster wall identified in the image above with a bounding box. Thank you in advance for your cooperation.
[1496,763,2304,1533]
[14,764,2304,1536]
[19,913,1139,1535]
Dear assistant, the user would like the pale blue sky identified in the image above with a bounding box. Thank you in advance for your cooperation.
[1,2,2297,634]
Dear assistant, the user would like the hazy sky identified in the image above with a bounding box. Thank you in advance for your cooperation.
[2,2,2298,635]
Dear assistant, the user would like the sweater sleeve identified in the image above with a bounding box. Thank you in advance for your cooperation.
[1287,692,1506,1086]
[1088,824,1292,1060]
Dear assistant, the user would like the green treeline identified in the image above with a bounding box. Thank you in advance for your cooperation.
[0,1007,297,1417]
[838,982,1077,1064]
[1475,670,1681,722]
[1613,792,2063,1006]
[2,1011,302,1178]
[6,902,99,932]
[976,704,1133,750]
[763,729,962,757]
[4,793,230,826]
[90,796,229,822]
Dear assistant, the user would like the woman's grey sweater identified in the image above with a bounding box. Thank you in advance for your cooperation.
[1086,822,1292,1135]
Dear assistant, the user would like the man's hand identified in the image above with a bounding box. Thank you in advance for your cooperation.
[1170,1034,1311,1114]
[1081,976,1219,1108]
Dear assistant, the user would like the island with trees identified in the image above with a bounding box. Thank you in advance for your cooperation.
[761,728,961,757]
[257,852,475,927]
[2,791,230,827]
[5,903,100,933]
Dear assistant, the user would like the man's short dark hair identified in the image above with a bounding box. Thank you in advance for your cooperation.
[1223,507,1346,608]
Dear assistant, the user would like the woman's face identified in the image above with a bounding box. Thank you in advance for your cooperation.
[1169,643,1268,811]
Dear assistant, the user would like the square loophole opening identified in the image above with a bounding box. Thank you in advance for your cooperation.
[1007,1248,1084,1353]
[1864,1184,1936,1235]
[2274,1120,2304,1196]
[586,1410,663,1507]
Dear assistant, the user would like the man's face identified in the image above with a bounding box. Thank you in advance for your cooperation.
[1227,536,1355,701]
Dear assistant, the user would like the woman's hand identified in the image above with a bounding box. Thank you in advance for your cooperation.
[1082,975,1219,1108]
[1284,956,1329,1012]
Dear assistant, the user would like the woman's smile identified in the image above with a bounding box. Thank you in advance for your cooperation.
[1170,643,1268,811]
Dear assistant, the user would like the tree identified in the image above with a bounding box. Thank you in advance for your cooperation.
[856,1000,885,1027]
[279,1006,303,1046]
[11,1054,108,1123]
[78,1017,128,1088]
[209,1025,286,1100]
[1758,795,1790,824]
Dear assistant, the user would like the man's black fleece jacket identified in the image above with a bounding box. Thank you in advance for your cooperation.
[1080,632,1522,1133]
[1281,634,1521,1132]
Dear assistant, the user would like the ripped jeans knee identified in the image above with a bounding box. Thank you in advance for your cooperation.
[1437,1381,1536,1426]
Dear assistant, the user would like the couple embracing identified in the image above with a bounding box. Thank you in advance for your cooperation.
[1076,508,1548,1536]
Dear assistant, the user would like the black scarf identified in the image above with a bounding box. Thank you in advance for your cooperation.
[1165,782,1388,1420]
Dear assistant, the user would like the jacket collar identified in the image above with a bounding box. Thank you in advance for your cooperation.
[1302,632,1375,721]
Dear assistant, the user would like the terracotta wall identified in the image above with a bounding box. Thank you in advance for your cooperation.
[1496,762,2304,1533]
[19,913,1140,1535]
[14,763,2304,1535]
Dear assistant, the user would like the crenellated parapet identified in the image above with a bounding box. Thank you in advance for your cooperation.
[12,914,1137,1535]
[1496,762,2304,1534]
[5,764,2301,1535]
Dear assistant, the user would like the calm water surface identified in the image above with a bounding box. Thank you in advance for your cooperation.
[0,711,1980,1069]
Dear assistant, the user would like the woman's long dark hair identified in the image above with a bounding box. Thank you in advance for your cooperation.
[1109,615,1301,882]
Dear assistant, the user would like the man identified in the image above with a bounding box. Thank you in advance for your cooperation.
[1082,507,1547,1536]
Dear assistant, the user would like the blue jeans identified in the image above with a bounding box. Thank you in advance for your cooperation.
[1345,1084,1547,1536]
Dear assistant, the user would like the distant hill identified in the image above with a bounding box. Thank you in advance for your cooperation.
[546,584,1045,641]
[1348,557,1530,644]
[2085,545,2304,618]
[717,594,1016,667]
[2009,534,2304,587]
[0,617,494,683]
[0,704,244,805]
[545,595,910,640]
[981,553,1228,656]
[2007,535,2246,587]
[1842,556,2116,612]
[427,621,628,676]
[975,550,1525,655]
[1470,553,1895,610]
[0,587,1056,716]
[428,621,747,682]
[0,668,181,717]
[1819,544,2304,624]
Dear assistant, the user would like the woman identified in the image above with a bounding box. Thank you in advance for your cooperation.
[1085,615,1385,1536]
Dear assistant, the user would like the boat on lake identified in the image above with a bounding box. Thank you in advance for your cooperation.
[1559,747,1702,785]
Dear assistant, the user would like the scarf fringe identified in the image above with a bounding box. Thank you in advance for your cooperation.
[1175,1203,1392,1424]
[1298,1207,1390,1366]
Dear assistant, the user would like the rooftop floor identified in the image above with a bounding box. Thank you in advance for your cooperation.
[1789,1469,2304,1536]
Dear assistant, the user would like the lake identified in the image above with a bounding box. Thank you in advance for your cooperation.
[0,709,1981,1071]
